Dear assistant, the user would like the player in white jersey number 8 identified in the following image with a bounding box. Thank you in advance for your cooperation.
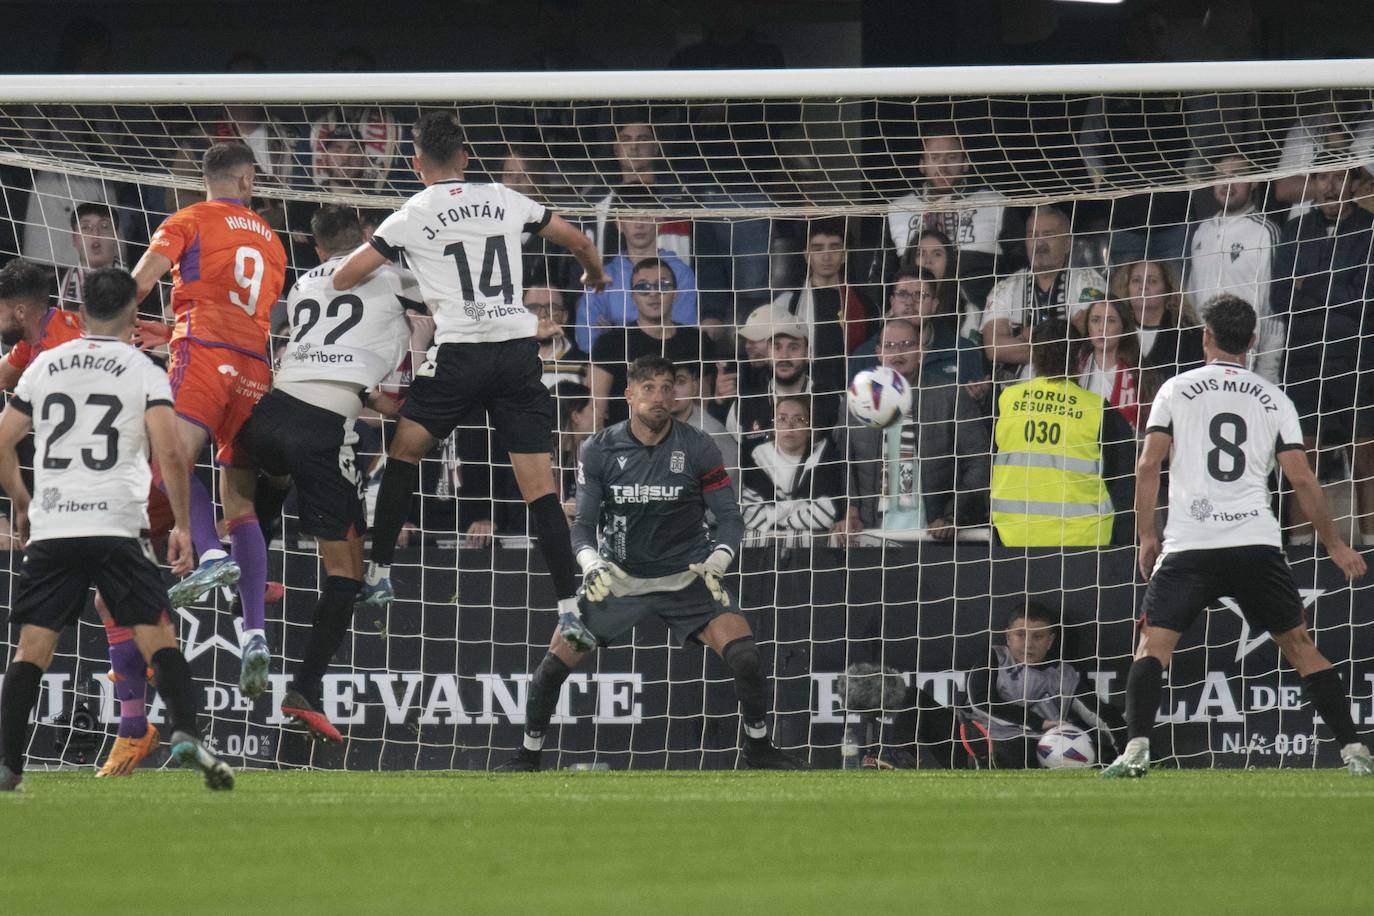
[1105,295,1372,779]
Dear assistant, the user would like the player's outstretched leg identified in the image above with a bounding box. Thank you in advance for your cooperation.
[142,643,233,790]
[1102,655,1162,779]
[362,443,427,606]
[167,474,241,608]
[226,512,270,698]
[96,613,160,777]
[716,634,808,770]
[0,626,59,792]
[497,641,583,772]
[509,452,584,621]
[281,575,362,744]
[1273,625,1374,776]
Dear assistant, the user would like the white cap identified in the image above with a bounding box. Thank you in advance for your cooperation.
[737,303,807,342]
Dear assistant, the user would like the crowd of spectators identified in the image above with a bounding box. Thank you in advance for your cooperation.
[5,54,1374,553]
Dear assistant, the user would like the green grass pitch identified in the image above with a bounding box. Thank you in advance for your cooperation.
[5,768,1369,915]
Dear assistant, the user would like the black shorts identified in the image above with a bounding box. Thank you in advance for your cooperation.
[11,536,169,631]
[402,338,553,455]
[237,389,365,541]
[580,579,741,648]
[1141,545,1305,636]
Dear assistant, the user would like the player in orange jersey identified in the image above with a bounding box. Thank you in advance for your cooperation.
[0,262,84,390]
[131,143,287,699]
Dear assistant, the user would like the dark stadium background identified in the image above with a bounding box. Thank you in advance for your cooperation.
[5,1,1374,74]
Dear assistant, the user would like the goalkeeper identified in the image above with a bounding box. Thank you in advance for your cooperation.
[500,355,805,771]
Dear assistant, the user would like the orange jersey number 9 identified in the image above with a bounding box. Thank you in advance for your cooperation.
[230,245,267,316]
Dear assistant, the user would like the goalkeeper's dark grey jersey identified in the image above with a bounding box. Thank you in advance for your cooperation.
[572,419,743,579]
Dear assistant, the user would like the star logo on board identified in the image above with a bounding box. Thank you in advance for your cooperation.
[1221,589,1323,663]
[175,605,244,662]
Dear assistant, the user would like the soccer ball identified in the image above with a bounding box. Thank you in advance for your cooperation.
[847,367,912,429]
[1036,725,1096,769]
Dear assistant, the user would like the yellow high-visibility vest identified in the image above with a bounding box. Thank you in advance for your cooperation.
[991,376,1113,547]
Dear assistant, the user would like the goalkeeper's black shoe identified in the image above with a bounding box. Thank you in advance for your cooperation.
[494,748,542,772]
[744,739,810,770]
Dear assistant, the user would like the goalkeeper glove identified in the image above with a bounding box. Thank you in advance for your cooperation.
[579,557,627,603]
[688,547,734,608]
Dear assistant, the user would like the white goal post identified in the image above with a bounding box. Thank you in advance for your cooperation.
[2,60,1373,773]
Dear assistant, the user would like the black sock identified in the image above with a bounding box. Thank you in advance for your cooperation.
[370,458,419,567]
[1303,667,1359,746]
[254,479,292,543]
[150,648,199,737]
[524,653,573,749]
[721,636,768,733]
[1,660,45,773]
[528,493,579,599]
[290,576,361,702]
[1125,656,1164,743]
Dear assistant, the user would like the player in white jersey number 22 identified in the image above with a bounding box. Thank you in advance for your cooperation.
[1104,294,1371,779]
[236,207,423,743]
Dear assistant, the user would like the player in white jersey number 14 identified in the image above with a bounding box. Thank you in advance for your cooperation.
[1104,294,1371,780]
[331,111,608,623]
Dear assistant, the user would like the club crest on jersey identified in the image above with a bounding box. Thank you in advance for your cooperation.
[41,487,60,512]
[1189,498,1214,522]
[670,450,685,474]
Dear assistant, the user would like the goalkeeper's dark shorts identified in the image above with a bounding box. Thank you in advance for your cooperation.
[579,579,741,648]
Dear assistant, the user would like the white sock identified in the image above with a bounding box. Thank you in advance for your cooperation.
[366,564,390,585]
[1125,736,1149,753]
[557,596,580,616]
[523,732,545,752]
[743,721,768,740]
[1288,533,1314,546]
[200,547,228,564]
[239,627,265,647]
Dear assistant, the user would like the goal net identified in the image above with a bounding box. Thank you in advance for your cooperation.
[3,62,1372,772]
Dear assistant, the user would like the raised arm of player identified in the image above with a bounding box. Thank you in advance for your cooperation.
[131,249,174,304]
[331,242,389,292]
[1278,448,1368,581]
[145,403,194,577]
[570,439,605,565]
[539,214,609,292]
[1135,429,1170,581]
[0,402,34,543]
